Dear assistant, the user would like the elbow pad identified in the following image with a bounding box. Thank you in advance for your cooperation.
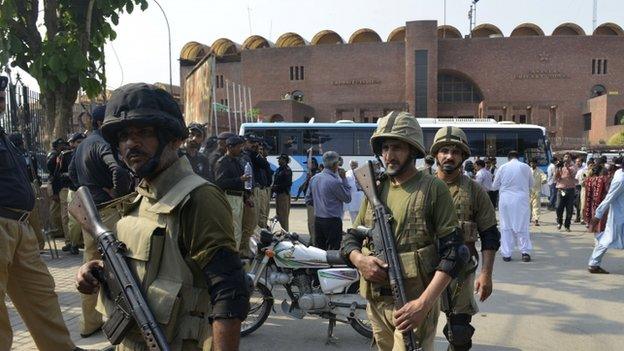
[203,249,251,321]
[436,229,469,279]
[479,225,501,252]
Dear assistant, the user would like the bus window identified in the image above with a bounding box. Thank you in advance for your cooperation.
[304,129,354,155]
[486,130,517,157]
[464,129,485,156]
[518,130,547,165]
[423,128,436,150]
[280,131,303,156]
[354,130,373,156]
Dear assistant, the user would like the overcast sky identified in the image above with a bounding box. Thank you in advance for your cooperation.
[14,0,624,91]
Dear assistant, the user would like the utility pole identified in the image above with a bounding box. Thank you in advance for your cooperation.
[153,0,173,94]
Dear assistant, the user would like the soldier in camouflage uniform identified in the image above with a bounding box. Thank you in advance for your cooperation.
[342,111,466,351]
[430,126,501,351]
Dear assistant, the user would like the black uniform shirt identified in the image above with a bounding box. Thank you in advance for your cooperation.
[207,149,225,182]
[214,154,245,191]
[179,149,212,180]
[0,130,35,211]
[68,130,132,204]
[57,149,76,190]
[272,165,293,195]
[46,150,62,194]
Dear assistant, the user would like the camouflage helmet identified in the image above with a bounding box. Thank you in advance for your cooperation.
[370,111,426,157]
[430,126,471,160]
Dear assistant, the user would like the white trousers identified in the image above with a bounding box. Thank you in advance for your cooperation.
[500,229,532,257]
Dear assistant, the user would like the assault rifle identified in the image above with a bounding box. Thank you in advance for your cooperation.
[353,161,422,351]
[69,186,170,351]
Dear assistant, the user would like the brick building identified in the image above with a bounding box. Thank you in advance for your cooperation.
[179,20,624,148]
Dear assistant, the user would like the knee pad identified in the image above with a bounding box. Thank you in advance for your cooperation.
[443,314,475,349]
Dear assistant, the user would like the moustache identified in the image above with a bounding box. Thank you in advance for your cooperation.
[125,148,149,159]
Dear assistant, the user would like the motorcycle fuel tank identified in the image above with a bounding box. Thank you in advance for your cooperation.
[318,268,360,294]
[273,241,331,269]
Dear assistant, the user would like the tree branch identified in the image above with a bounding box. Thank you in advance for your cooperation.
[43,0,59,37]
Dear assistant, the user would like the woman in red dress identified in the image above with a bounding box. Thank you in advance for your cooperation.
[584,163,610,273]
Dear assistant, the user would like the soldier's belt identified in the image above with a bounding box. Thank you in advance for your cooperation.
[0,206,31,222]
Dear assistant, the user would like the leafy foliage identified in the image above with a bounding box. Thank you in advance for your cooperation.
[0,0,148,98]
[607,132,624,146]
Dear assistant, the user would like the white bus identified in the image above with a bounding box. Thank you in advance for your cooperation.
[240,119,552,197]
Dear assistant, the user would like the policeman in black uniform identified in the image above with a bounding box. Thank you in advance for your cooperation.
[179,123,211,179]
[0,83,77,350]
[208,131,235,182]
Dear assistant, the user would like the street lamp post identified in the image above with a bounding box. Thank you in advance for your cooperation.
[153,0,172,94]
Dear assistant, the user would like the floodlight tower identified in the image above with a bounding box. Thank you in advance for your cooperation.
[469,0,479,37]
[593,0,598,31]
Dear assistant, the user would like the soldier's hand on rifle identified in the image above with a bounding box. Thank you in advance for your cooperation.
[394,297,430,333]
[75,260,104,294]
[474,272,493,302]
[351,252,388,283]
[241,174,251,181]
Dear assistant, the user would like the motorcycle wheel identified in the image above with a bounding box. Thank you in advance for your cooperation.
[241,281,273,337]
[347,284,373,339]
[349,314,373,339]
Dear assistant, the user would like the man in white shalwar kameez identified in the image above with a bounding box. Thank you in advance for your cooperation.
[344,160,363,223]
[589,158,624,273]
[492,151,534,262]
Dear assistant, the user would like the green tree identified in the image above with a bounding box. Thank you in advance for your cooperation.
[0,0,148,141]
[607,131,624,146]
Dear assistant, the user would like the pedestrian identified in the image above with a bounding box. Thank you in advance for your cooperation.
[492,150,534,262]
[420,155,435,175]
[8,132,45,249]
[574,157,584,223]
[464,160,475,179]
[239,135,271,257]
[256,142,274,229]
[46,137,70,242]
[487,156,499,208]
[474,159,493,193]
[554,152,578,231]
[306,151,351,250]
[587,157,624,273]
[341,111,465,351]
[431,126,501,351]
[547,157,558,210]
[207,131,235,182]
[75,83,249,350]
[68,104,134,338]
[577,158,594,226]
[179,123,211,179]
[299,156,320,242]
[344,160,363,224]
[273,154,293,231]
[215,135,249,248]
[58,132,86,255]
[0,126,77,350]
[529,158,547,226]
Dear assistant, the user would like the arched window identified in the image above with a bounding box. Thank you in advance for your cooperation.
[591,84,606,98]
[615,110,624,125]
[438,73,483,103]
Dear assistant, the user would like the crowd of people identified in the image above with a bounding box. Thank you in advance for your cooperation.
[1,81,623,351]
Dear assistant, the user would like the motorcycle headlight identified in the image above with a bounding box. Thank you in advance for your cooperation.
[249,236,258,256]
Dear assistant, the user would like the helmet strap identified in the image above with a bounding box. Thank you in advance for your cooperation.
[134,130,172,180]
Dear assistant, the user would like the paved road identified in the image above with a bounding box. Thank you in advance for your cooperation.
[7,206,624,350]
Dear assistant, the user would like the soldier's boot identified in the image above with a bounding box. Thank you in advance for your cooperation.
[443,314,475,351]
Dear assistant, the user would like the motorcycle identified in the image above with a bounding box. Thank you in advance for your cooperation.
[242,219,372,342]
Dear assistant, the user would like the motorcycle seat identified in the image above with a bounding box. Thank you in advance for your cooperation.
[326,250,348,266]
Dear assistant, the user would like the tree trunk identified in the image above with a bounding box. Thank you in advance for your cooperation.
[41,79,80,147]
